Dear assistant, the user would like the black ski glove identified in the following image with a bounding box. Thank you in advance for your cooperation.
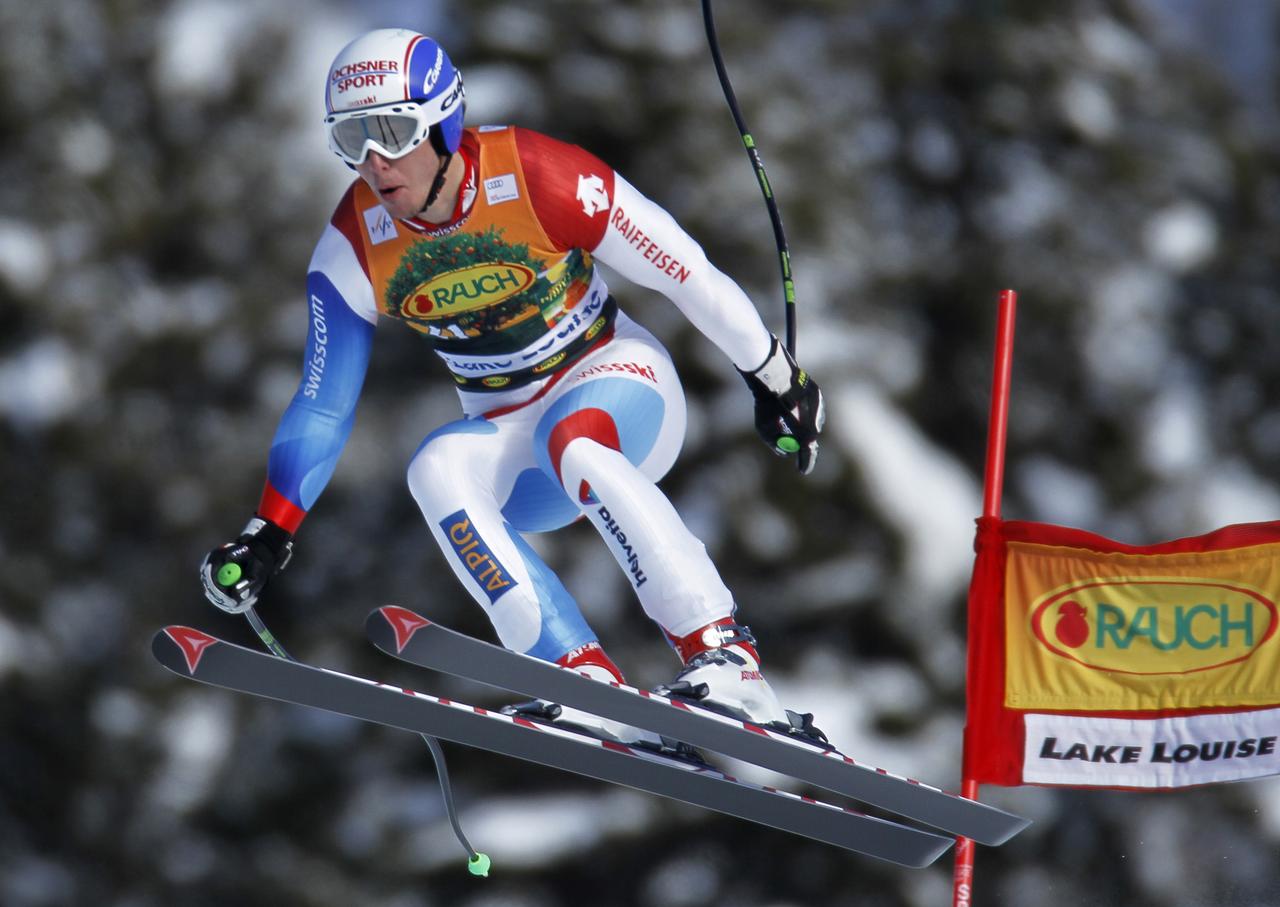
[200,517,294,614]
[738,334,825,475]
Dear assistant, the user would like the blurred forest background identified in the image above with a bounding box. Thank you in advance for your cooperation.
[3,0,1280,905]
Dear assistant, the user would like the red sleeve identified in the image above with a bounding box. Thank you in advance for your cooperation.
[512,127,614,252]
[329,181,371,280]
[257,481,307,534]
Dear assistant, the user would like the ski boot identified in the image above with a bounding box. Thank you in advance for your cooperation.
[655,619,831,750]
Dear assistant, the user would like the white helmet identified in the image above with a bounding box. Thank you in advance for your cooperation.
[324,28,466,165]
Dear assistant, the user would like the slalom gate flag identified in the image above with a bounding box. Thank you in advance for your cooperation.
[963,517,1280,789]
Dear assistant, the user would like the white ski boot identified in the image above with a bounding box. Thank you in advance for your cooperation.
[659,646,790,725]
[656,620,829,746]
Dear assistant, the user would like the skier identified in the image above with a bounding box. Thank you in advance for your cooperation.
[199,28,825,746]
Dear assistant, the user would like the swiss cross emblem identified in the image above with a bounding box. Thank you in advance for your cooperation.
[576,173,610,217]
[380,606,431,653]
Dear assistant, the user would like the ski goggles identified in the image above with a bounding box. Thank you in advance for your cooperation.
[326,104,434,165]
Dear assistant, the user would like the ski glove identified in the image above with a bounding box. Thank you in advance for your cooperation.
[200,517,294,614]
[738,335,826,475]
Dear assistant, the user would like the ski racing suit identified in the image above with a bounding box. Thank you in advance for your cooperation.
[257,125,775,668]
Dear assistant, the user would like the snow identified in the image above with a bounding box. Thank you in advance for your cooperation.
[737,498,801,559]
[908,120,963,182]
[797,316,923,393]
[787,553,884,613]
[591,6,703,58]
[149,693,236,814]
[830,381,982,606]
[1195,462,1280,528]
[403,790,661,872]
[477,7,554,52]
[0,616,25,679]
[158,475,212,529]
[151,0,259,102]
[90,688,151,739]
[1080,17,1158,75]
[1141,382,1209,478]
[157,835,219,885]
[57,117,114,179]
[0,219,53,295]
[978,143,1069,239]
[0,337,99,431]
[846,115,901,168]
[1143,201,1220,272]
[1083,264,1175,393]
[642,853,722,907]
[0,856,75,907]
[1016,456,1105,527]
[465,63,549,125]
[43,583,125,665]
[1058,75,1119,141]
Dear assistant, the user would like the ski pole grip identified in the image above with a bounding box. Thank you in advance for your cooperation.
[216,562,243,587]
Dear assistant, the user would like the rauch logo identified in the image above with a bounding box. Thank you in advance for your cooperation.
[401,262,536,319]
[1029,579,1277,675]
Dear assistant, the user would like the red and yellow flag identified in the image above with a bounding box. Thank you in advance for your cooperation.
[964,518,1280,788]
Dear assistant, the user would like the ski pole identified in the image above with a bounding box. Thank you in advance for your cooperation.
[213,563,491,877]
[701,0,797,357]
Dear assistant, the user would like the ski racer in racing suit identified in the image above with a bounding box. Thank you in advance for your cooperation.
[199,29,825,744]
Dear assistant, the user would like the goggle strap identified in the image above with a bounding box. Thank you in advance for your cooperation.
[424,152,453,209]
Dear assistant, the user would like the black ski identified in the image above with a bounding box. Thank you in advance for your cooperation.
[152,625,953,867]
[366,606,1028,847]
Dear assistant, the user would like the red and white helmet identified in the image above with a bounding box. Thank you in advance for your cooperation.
[323,28,466,164]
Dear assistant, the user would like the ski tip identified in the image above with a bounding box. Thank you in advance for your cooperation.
[918,836,957,868]
[368,606,432,654]
[152,626,220,675]
[376,605,432,627]
[984,811,1034,845]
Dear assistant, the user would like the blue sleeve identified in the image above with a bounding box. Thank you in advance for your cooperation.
[263,270,375,518]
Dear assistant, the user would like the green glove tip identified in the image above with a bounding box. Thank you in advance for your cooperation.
[776,436,800,454]
[468,853,492,877]
[216,563,243,587]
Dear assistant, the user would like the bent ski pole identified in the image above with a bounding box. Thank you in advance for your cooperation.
[701,0,797,356]
[241,604,490,877]
[211,561,490,877]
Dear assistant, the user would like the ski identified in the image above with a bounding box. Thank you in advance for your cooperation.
[366,606,1028,847]
[152,626,953,867]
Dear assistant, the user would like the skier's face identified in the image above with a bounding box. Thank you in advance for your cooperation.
[355,142,447,220]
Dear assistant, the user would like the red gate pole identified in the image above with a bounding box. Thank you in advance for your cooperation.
[980,290,1017,521]
[951,289,1017,907]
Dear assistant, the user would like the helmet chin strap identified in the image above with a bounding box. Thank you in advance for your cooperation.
[421,152,454,214]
